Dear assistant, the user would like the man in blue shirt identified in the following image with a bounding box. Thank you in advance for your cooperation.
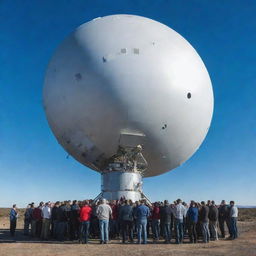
[135,200,150,244]
[187,201,199,243]
[10,204,18,237]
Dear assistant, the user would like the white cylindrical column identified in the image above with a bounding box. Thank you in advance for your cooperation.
[101,171,142,202]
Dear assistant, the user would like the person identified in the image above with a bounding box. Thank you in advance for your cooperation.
[41,202,52,240]
[172,199,186,244]
[182,202,189,236]
[151,202,161,242]
[199,201,210,243]
[10,204,18,237]
[119,200,134,243]
[65,200,72,239]
[31,204,38,237]
[218,200,229,238]
[51,201,60,239]
[57,201,70,241]
[90,202,100,238]
[70,200,80,240]
[159,202,165,238]
[186,201,198,243]
[160,200,172,243]
[133,201,140,236]
[135,200,150,244]
[23,203,33,235]
[79,200,92,244]
[208,200,218,241]
[31,202,44,237]
[96,199,112,244]
[229,201,238,239]
[207,200,212,207]
[109,200,119,239]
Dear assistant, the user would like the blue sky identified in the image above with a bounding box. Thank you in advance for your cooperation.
[0,0,256,207]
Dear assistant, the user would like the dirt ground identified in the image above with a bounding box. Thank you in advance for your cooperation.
[0,218,256,256]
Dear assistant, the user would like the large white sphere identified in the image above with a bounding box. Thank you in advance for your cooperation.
[43,14,214,177]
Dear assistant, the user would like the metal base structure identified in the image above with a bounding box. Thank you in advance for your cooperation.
[93,171,152,205]
[101,171,142,202]
[93,146,151,204]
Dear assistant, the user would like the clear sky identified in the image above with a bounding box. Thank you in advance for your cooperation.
[0,0,256,207]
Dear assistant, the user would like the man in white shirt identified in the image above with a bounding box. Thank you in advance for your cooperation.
[172,199,186,244]
[41,202,52,240]
[229,201,238,239]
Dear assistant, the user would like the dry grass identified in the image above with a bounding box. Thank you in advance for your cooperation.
[238,208,256,221]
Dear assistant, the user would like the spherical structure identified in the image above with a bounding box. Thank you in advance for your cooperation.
[43,14,214,178]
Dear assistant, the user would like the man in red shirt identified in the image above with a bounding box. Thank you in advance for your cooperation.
[31,202,44,238]
[152,202,161,242]
[79,200,92,244]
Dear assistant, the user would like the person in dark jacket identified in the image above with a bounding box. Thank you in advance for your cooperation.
[199,201,210,243]
[10,204,18,237]
[57,201,70,241]
[23,203,34,235]
[209,200,218,240]
[119,200,134,243]
[70,200,80,240]
[51,201,60,239]
[160,200,172,243]
[90,202,100,238]
[218,200,230,238]
[187,201,199,243]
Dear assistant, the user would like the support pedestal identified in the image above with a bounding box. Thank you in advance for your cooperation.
[101,171,142,202]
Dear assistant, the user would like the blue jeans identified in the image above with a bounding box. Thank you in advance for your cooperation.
[201,221,210,242]
[80,221,90,243]
[163,223,171,242]
[99,219,109,242]
[230,217,238,239]
[137,218,147,244]
[152,219,160,240]
[175,219,184,244]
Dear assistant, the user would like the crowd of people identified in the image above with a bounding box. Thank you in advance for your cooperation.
[8,198,238,244]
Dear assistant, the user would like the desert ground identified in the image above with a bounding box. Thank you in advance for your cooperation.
[0,208,256,256]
